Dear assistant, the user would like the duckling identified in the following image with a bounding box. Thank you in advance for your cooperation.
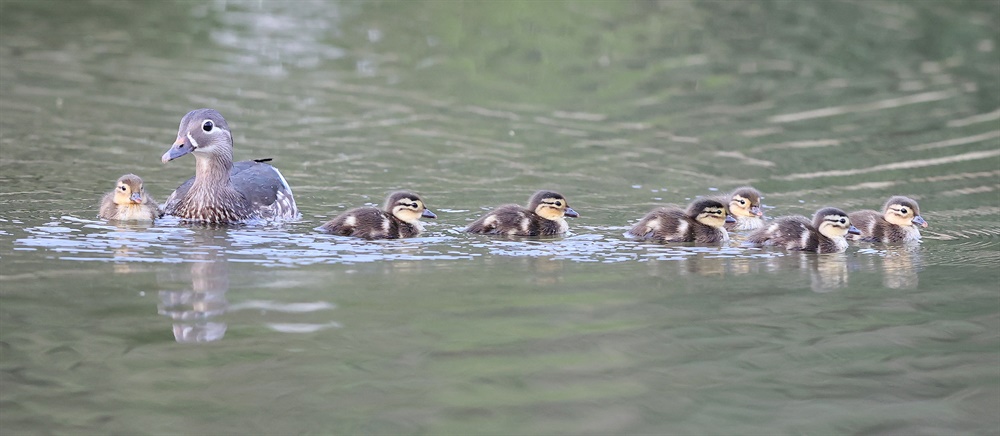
[626,198,735,243]
[98,174,162,221]
[316,191,436,239]
[161,108,299,223]
[848,196,927,243]
[746,207,861,253]
[465,190,578,236]
[725,186,765,231]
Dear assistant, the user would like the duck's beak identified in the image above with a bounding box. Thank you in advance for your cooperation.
[750,205,763,217]
[130,192,143,204]
[161,136,193,163]
[422,209,437,219]
[563,207,579,218]
[848,225,862,235]
[725,215,737,224]
[912,215,928,228]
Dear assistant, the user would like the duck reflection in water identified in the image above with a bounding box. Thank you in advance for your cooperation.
[158,256,230,343]
[850,242,924,289]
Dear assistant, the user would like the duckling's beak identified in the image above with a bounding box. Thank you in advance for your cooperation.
[422,209,437,219]
[848,225,862,235]
[750,205,763,217]
[563,207,579,218]
[912,215,928,228]
[129,192,143,204]
[725,215,737,224]
[161,136,193,163]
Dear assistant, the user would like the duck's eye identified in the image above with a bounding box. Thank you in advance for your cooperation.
[839,218,846,224]
[202,120,214,132]
[554,201,562,207]
[900,208,908,214]
[739,199,746,205]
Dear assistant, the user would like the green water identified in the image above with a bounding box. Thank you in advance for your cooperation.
[1,1,998,434]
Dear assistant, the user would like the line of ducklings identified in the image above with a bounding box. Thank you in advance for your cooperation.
[98,109,929,254]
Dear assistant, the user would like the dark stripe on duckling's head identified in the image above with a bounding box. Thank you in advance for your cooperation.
[386,191,435,223]
[883,195,927,228]
[814,206,860,237]
[729,186,763,217]
[529,190,578,220]
[687,197,729,227]
[162,108,233,163]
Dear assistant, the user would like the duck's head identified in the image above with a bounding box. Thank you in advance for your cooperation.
[529,190,578,221]
[687,198,735,228]
[386,191,436,223]
[882,196,927,228]
[728,186,763,218]
[112,174,146,206]
[814,207,861,238]
[162,108,233,164]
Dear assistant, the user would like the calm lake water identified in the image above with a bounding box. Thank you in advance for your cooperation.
[1,1,998,434]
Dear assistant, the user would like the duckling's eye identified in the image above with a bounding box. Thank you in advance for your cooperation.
[554,201,562,207]
[900,208,908,214]
[119,185,127,191]
[739,199,746,205]
[839,218,846,224]
[202,120,214,132]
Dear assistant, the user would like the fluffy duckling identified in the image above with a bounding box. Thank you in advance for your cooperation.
[316,191,436,239]
[725,186,764,231]
[848,196,927,243]
[161,108,299,223]
[626,198,735,243]
[465,190,578,236]
[98,174,162,221]
[746,207,861,253]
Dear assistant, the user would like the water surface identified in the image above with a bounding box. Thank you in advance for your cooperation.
[1,1,998,434]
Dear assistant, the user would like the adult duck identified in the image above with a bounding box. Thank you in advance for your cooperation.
[160,109,299,223]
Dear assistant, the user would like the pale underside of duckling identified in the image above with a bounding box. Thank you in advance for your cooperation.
[99,174,161,221]
[317,192,436,239]
[465,191,578,236]
[746,207,859,254]
[626,199,732,244]
[725,187,765,231]
[848,196,927,243]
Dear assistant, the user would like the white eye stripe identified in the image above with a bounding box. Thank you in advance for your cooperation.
[186,133,200,148]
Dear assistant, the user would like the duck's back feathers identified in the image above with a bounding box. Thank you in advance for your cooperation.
[164,160,298,222]
[626,207,691,242]
[317,207,407,239]
[747,216,813,248]
[466,204,546,236]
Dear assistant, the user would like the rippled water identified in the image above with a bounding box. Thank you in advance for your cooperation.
[1,1,998,434]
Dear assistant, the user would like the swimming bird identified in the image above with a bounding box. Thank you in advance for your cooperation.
[316,191,436,239]
[725,186,764,231]
[626,198,735,244]
[98,174,162,221]
[746,207,860,253]
[160,108,298,223]
[465,190,578,236]
[848,196,927,243]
